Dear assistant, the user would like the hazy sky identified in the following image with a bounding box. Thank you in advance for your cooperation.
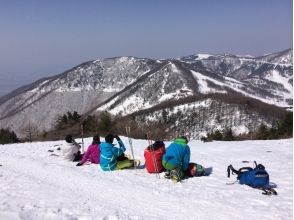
[0,0,292,96]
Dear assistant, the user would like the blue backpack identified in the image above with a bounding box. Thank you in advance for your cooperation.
[227,162,277,195]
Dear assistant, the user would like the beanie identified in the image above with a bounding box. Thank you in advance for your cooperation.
[105,134,114,144]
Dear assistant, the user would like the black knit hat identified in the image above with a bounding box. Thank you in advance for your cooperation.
[180,136,188,144]
[65,134,73,143]
[105,134,114,143]
[92,134,100,144]
[150,140,165,151]
[153,140,165,148]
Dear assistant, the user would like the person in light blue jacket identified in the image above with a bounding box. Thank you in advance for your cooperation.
[162,136,190,181]
[100,134,133,171]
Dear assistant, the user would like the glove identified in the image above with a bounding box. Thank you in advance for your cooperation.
[114,135,121,141]
[76,162,83,166]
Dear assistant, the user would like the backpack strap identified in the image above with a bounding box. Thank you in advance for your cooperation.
[227,165,254,178]
[254,161,258,167]
[259,187,278,196]
[227,165,240,178]
[254,161,265,170]
[256,164,265,170]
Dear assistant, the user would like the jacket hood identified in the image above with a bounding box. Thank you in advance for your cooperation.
[173,138,188,145]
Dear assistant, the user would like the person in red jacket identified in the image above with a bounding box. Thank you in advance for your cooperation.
[144,140,165,173]
[76,134,100,166]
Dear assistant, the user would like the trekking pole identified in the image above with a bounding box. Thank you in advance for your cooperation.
[126,126,136,169]
[81,124,84,154]
[147,133,160,179]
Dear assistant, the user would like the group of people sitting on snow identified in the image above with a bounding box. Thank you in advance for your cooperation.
[56,133,206,182]
[52,133,277,194]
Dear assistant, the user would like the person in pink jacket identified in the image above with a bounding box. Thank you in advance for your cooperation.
[76,134,100,166]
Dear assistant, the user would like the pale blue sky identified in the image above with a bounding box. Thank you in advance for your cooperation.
[0,0,292,96]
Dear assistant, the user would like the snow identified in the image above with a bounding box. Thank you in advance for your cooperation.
[197,54,212,60]
[171,99,211,112]
[98,96,119,112]
[223,76,245,85]
[265,70,293,93]
[232,124,249,134]
[102,88,121,93]
[29,80,50,93]
[191,70,227,94]
[55,86,94,92]
[191,70,291,107]
[118,57,131,63]
[158,87,193,102]
[192,70,246,94]
[170,63,180,73]
[158,93,176,102]
[0,138,292,220]
[99,95,152,116]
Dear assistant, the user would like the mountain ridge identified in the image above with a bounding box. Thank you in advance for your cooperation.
[0,49,292,137]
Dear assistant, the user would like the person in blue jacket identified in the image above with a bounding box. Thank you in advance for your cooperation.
[100,133,133,171]
[162,136,190,182]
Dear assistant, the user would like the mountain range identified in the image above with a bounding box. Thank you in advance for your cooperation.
[0,49,292,138]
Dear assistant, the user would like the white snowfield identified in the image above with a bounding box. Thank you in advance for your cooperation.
[0,137,292,220]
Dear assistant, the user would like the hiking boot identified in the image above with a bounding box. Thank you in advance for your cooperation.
[133,159,140,167]
[128,159,140,168]
[170,170,181,182]
[164,171,171,179]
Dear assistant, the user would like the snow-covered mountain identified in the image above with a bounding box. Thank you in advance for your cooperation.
[179,49,292,104]
[0,49,292,137]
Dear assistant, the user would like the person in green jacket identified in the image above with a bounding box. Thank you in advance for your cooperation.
[162,136,190,182]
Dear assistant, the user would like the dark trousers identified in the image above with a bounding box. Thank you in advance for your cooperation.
[73,151,84,162]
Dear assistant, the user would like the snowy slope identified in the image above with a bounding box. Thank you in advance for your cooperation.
[0,137,292,220]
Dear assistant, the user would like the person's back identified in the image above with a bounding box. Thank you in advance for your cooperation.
[100,134,126,171]
[162,136,190,181]
[77,134,100,166]
[83,143,100,164]
[61,135,81,161]
[144,140,166,173]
